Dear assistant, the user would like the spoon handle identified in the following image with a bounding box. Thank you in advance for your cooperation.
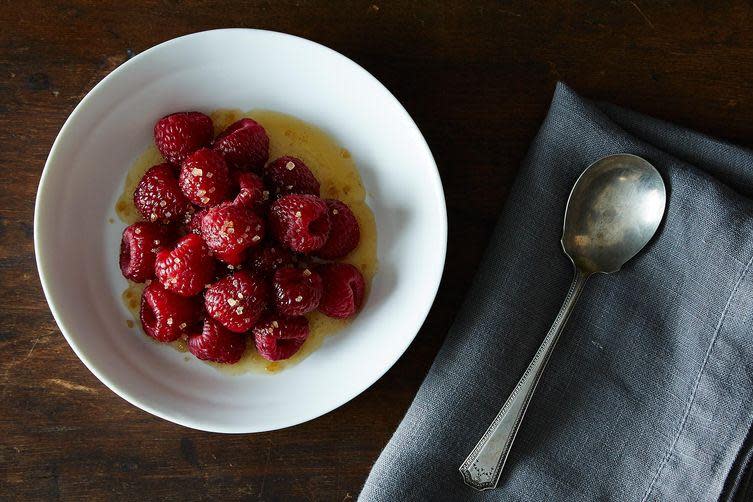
[459,268,589,491]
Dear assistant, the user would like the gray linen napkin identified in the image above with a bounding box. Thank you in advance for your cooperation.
[360,83,753,501]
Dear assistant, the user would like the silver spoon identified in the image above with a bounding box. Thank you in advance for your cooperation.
[459,153,666,491]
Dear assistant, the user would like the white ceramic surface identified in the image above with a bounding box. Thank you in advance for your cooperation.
[34,29,446,433]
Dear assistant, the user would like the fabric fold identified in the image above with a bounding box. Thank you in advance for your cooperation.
[359,83,753,501]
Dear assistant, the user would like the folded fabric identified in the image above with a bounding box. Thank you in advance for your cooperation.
[359,83,753,501]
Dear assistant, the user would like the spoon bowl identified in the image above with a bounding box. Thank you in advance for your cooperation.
[563,154,666,274]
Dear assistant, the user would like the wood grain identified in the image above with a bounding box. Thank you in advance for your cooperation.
[2,1,753,500]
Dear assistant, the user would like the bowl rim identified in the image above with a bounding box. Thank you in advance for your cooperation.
[34,28,447,433]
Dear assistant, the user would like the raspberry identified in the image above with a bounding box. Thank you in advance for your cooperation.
[155,234,215,297]
[247,244,295,276]
[179,148,230,207]
[252,315,309,361]
[140,281,201,342]
[315,200,361,259]
[154,112,213,165]
[272,266,322,316]
[205,271,269,332]
[134,163,192,224]
[269,194,330,253]
[317,263,366,319]
[119,222,172,283]
[188,317,246,364]
[233,171,270,212]
[264,156,320,197]
[212,118,269,171]
[201,202,265,264]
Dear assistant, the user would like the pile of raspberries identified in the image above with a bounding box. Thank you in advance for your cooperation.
[119,112,365,364]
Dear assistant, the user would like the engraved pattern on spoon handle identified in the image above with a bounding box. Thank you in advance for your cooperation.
[459,268,589,491]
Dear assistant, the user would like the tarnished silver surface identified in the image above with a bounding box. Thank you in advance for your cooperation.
[459,154,666,491]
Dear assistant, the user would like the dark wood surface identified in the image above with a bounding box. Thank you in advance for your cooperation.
[2,1,753,500]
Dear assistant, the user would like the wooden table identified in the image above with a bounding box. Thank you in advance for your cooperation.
[2,2,752,500]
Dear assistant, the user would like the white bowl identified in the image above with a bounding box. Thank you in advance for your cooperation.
[35,29,446,433]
